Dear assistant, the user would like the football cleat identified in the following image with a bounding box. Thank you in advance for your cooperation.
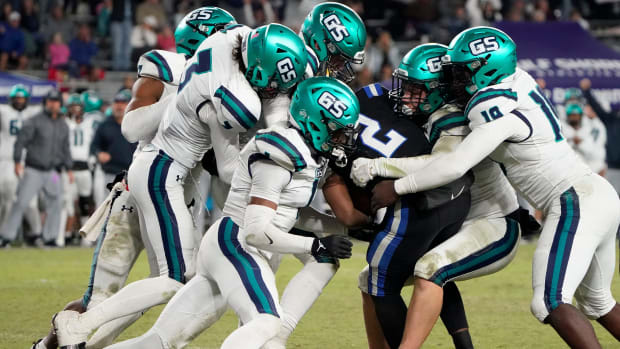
[52,311,88,349]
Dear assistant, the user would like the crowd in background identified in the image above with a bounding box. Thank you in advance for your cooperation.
[0,0,619,247]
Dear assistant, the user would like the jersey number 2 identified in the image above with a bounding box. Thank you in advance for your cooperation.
[179,48,212,92]
[358,114,406,157]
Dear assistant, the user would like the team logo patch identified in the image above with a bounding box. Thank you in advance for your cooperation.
[468,36,499,55]
[318,91,347,118]
[426,56,442,73]
[322,14,350,42]
[187,9,212,21]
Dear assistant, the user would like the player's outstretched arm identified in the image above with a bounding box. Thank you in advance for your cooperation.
[394,115,526,195]
[121,76,167,143]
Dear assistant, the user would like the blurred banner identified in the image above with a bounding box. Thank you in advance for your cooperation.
[496,21,620,112]
[0,72,56,103]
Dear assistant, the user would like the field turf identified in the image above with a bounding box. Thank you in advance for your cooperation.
[1,241,619,348]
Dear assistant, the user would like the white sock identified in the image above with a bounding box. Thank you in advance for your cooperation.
[79,276,183,333]
[104,329,166,349]
[221,314,281,349]
[86,312,143,349]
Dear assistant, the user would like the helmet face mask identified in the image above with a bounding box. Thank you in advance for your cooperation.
[441,61,477,108]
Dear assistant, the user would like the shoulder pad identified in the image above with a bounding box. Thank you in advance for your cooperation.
[426,104,469,145]
[254,127,312,172]
[464,87,519,128]
[138,50,186,85]
[213,75,261,132]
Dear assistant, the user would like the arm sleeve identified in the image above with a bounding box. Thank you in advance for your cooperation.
[243,160,314,254]
[393,115,527,195]
[374,129,467,178]
[13,117,34,163]
[583,89,613,122]
[121,93,172,143]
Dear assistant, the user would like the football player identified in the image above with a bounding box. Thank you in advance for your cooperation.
[32,8,236,349]
[351,43,525,348]
[354,27,620,348]
[106,77,357,349]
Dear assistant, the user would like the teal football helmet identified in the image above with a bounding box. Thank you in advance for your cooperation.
[301,2,366,82]
[390,44,447,121]
[443,26,517,107]
[565,103,583,116]
[564,88,584,104]
[66,93,84,118]
[244,24,308,98]
[80,90,103,113]
[175,7,236,58]
[9,84,29,111]
[290,76,359,167]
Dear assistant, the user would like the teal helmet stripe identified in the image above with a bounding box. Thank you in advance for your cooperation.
[214,86,258,130]
[464,88,517,116]
[255,132,307,172]
[145,51,173,82]
[428,113,468,145]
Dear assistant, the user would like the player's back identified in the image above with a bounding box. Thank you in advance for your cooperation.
[465,68,591,210]
[223,126,325,233]
[153,24,260,169]
[426,104,517,220]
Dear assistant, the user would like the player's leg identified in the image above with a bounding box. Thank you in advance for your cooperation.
[531,180,619,348]
[23,196,42,237]
[0,160,18,230]
[205,217,283,349]
[75,169,94,226]
[54,152,198,346]
[358,265,390,349]
[1,167,46,242]
[41,170,63,244]
[440,282,473,349]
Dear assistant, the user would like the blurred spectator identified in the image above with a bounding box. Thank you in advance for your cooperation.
[365,31,399,80]
[0,2,12,22]
[41,4,75,44]
[580,78,620,194]
[121,74,136,91]
[0,89,72,247]
[0,11,27,70]
[435,2,468,42]
[157,25,175,52]
[131,15,158,64]
[91,89,136,186]
[69,24,99,79]
[243,0,277,27]
[506,0,526,21]
[111,0,137,71]
[466,0,502,27]
[562,103,607,176]
[19,0,38,33]
[136,0,166,29]
[570,8,589,30]
[49,32,70,69]
[96,0,112,37]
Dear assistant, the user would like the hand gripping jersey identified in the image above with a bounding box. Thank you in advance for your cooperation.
[465,68,591,209]
[66,117,98,163]
[425,104,518,220]
[223,126,326,235]
[0,104,41,161]
[152,25,261,170]
[344,83,472,210]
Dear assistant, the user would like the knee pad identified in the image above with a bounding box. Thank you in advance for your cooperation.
[358,265,370,294]
[576,289,616,320]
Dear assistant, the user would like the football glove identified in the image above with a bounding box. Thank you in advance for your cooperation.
[311,235,353,260]
[351,157,378,187]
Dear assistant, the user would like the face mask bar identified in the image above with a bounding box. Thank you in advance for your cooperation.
[326,124,358,168]
[389,74,430,118]
[441,62,476,108]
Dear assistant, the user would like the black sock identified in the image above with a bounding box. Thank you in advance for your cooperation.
[372,294,407,349]
[440,282,469,332]
[451,330,474,349]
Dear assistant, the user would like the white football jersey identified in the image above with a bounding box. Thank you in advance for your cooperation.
[152,24,261,170]
[0,104,41,161]
[66,117,97,163]
[562,117,607,174]
[465,68,591,209]
[426,104,518,220]
[223,126,326,232]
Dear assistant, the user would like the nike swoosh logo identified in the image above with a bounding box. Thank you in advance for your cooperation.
[451,186,465,200]
[264,233,274,245]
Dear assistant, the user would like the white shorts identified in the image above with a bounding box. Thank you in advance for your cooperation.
[531,174,620,322]
[74,169,93,198]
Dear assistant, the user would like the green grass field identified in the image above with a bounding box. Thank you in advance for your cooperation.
[1,241,619,348]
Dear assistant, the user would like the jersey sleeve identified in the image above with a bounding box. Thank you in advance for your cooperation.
[212,75,261,132]
[137,50,187,85]
[254,128,309,173]
[248,158,292,202]
[464,88,519,129]
[426,105,470,147]
[304,44,319,78]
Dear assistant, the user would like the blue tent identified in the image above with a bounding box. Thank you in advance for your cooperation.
[0,72,56,103]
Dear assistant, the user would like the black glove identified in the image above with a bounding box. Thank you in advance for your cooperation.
[201,148,218,177]
[106,170,127,191]
[311,235,353,260]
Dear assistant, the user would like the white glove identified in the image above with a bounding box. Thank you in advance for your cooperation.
[351,157,377,187]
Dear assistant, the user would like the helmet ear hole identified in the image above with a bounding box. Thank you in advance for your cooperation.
[484,69,496,77]
[188,39,199,45]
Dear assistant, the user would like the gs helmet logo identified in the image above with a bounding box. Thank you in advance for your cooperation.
[426,56,442,73]
[322,14,350,42]
[187,9,212,21]
[318,91,348,118]
[276,57,297,83]
[468,36,499,55]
